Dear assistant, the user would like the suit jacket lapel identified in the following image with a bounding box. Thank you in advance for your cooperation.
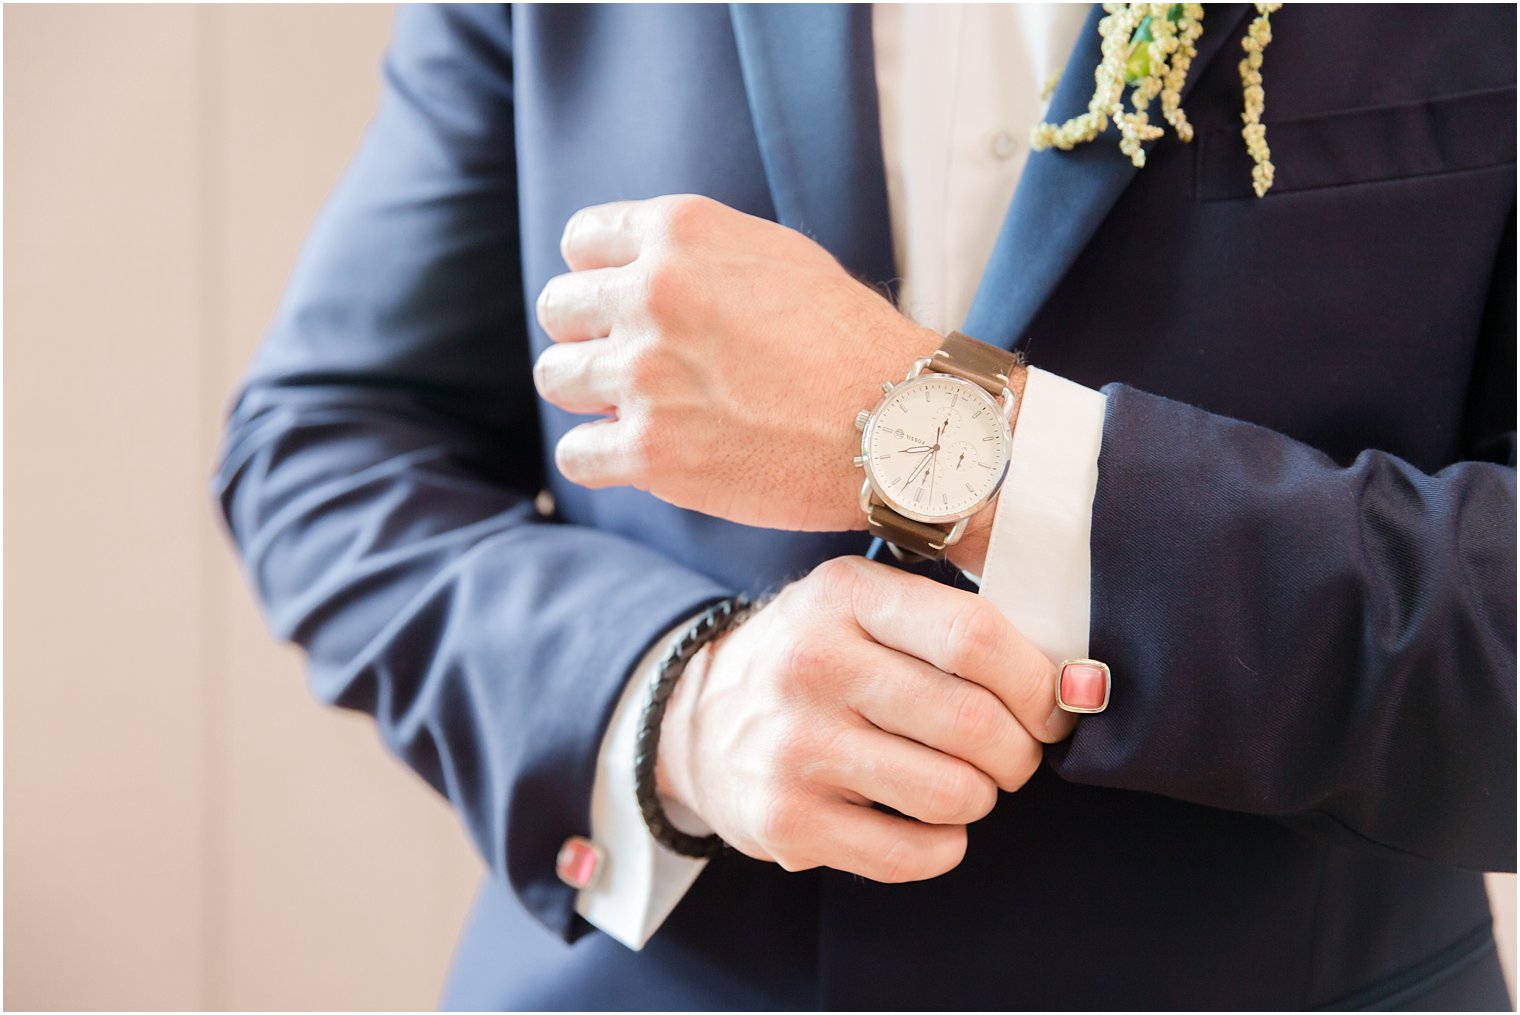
[965,3,1251,350]
[729,3,897,291]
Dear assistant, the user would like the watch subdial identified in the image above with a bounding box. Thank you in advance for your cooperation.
[930,407,966,448]
[948,440,984,474]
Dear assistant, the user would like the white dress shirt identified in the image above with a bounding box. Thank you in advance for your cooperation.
[577,3,1108,950]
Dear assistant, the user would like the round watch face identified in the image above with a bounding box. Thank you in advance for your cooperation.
[862,374,1011,524]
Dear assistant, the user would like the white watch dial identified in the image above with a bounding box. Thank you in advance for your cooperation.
[862,375,1011,523]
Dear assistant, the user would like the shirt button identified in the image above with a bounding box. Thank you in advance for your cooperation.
[990,130,1019,160]
[556,835,603,889]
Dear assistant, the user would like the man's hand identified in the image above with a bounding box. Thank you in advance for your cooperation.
[656,557,1074,881]
[533,194,943,533]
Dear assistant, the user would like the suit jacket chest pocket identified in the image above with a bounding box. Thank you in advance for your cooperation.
[1196,86,1516,202]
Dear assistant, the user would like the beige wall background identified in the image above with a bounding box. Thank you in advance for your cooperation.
[5,5,482,1010]
[2,4,1515,1011]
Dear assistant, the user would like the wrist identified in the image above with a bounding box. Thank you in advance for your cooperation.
[653,640,708,812]
[638,597,756,857]
[945,361,1027,575]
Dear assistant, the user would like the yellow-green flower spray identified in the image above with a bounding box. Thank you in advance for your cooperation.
[1032,3,1283,197]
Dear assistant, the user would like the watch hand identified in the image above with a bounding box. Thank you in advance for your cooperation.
[905,457,929,487]
[898,446,934,454]
[904,448,934,487]
[956,451,965,470]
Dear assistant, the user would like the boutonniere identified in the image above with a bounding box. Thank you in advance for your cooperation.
[1032,3,1284,197]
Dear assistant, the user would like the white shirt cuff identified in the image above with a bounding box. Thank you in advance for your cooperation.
[979,366,1106,661]
[574,616,710,950]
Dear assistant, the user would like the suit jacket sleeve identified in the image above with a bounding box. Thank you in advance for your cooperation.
[211,4,728,942]
[1048,213,1517,872]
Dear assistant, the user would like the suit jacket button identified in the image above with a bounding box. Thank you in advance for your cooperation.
[556,835,603,889]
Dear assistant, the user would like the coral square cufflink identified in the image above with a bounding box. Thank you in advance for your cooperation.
[556,835,603,890]
[1057,659,1111,714]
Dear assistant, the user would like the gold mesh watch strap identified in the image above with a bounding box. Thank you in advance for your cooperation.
[868,331,1022,561]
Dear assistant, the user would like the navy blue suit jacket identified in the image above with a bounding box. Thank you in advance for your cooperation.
[213,4,1517,1009]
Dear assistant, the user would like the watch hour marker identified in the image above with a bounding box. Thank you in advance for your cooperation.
[982,436,994,441]
[965,482,976,493]
[973,408,984,419]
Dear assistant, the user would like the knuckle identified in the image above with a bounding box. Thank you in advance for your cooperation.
[809,555,866,608]
[659,193,714,241]
[944,601,1002,676]
[947,683,1002,755]
[876,837,917,883]
[777,635,839,689]
[769,723,810,767]
[772,577,820,626]
[1009,658,1056,725]
[1020,657,1062,720]
[757,793,805,854]
[927,763,995,824]
[638,261,685,320]
[869,838,912,881]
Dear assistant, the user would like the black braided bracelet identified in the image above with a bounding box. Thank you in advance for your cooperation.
[634,595,756,858]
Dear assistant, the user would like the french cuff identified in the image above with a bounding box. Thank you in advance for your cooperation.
[979,366,1106,661]
[575,615,710,950]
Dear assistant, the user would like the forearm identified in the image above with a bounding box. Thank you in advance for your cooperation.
[215,387,730,941]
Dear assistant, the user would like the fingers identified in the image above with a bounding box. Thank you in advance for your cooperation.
[823,724,998,825]
[560,200,644,270]
[840,559,1075,745]
[846,644,1042,792]
[560,194,721,271]
[535,267,630,342]
[553,417,643,488]
[560,199,650,271]
[533,339,620,415]
[774,799,969,883]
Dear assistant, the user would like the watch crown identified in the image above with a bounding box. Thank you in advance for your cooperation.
[881,381,895,395]
[854,409,871,432]
[853,455,867,468]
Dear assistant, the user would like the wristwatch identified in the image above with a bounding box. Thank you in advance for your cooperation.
[853,331,1020,562]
